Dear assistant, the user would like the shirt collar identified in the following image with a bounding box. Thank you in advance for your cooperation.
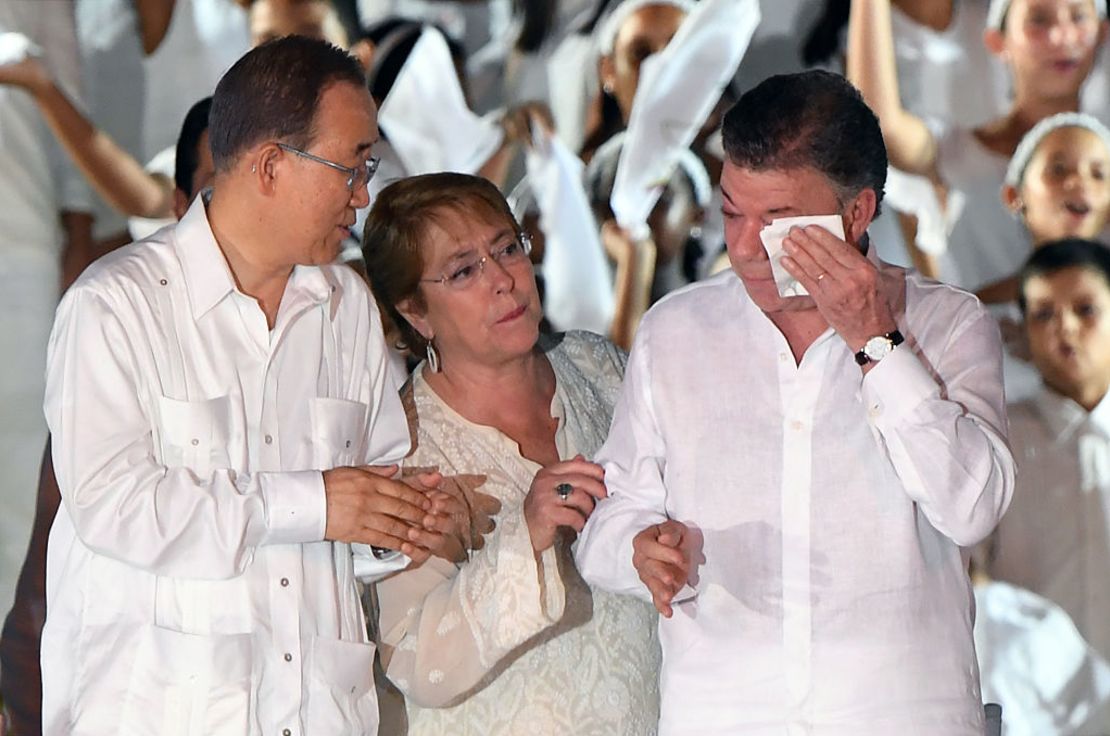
[174,195,238,320]
[1089,390,1110,438]
[174,195,337,320]
[1030,386,1110,441]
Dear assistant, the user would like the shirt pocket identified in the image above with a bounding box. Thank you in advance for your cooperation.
[119,625,252,736]
[309,397,368,470]
[304,634,378,735]
[157,394,232,479]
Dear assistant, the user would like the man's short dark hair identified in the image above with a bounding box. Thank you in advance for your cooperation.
[174,97,213,198]
[1018,238,1110,315]
[722,70,887,216]
[208,36,366,171]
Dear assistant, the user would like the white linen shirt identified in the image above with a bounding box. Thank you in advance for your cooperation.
[575,264,1016,736]
[41,197,409,736]
[984,387,1110,662]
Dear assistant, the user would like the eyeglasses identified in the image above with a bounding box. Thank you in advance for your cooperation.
[420,233,533,290]
[276,142,380,191]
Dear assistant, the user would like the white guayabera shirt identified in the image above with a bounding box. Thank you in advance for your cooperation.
[576,258,1016,736]
[41,197,409,736]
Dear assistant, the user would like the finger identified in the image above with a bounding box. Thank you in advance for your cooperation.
[426,489,464,514]
[404,471,443,492]
[641,570,678,618]
[471,491,502,516]
[473,514,496,535]
[360,464,399,478]
[782,230,834,284]
[355,523,412,552]
[372,494,431,526]
[558,475,608,500]
[639,539,686,569]
[543,504,588,533]
[400,465,438,478]
[405,525,453,551]
[801,223,865,270]
[374,476,433,510]
[418,511,456,535]
[558,487,597,519]
[546,458,606,480]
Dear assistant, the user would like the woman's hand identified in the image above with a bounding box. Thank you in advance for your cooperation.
[523,455,607,554]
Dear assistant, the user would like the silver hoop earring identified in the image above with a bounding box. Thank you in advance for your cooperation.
[426,342,441,373]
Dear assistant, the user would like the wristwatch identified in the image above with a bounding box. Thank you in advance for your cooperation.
[854,330,904,365]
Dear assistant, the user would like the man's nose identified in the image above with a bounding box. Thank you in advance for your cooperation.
[350,179,371,209]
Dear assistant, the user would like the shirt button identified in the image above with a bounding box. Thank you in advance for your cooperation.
[190,438,199,446]
[283,730,292,736]
[264,434,273,445]
[284,652,293,662]
[159,278,168,286]
[344,439,351,448]
[790,420,804,431]
[280,577,289,587]
[868,404,883,419]
[779,352,789,362]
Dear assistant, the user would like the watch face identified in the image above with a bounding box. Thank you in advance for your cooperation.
[864,335,893,361]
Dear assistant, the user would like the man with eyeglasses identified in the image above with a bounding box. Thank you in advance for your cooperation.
[38,36,463,736]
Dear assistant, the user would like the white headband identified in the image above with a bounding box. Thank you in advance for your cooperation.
[987,0,1106,30]
[596,0,695,55]
[1005,112,1110,187]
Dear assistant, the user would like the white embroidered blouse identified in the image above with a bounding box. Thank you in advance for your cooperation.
[376,330,661,736]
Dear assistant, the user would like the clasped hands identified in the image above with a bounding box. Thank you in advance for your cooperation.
[323,465,499,566]
[777,224,898,355]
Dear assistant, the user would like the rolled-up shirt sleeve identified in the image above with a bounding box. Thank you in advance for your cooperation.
[45,285,326,580]
[862,307,1015,547]
[574,325,669,601]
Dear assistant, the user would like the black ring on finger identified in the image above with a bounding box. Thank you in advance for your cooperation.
[555,482,573,502]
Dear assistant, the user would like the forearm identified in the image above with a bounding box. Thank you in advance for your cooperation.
[846,0,937,176]
[866,335,1015,546]
[33,81,173,219]
[609,237,656,351]
[56,447,325,578]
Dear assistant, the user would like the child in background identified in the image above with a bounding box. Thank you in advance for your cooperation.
[979,241,1110,732]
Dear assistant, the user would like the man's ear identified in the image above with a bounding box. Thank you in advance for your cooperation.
[844,188,878,244]
[253,143,283,195]
[396,296,432,343]
[172,188,190,220]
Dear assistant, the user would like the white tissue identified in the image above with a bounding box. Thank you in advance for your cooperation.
[759,214,845,298]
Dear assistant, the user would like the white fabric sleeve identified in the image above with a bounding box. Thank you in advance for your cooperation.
[574,325,668,601]
[45,286,327,580]
[377,473,565,708]
[862,308,1016,546]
